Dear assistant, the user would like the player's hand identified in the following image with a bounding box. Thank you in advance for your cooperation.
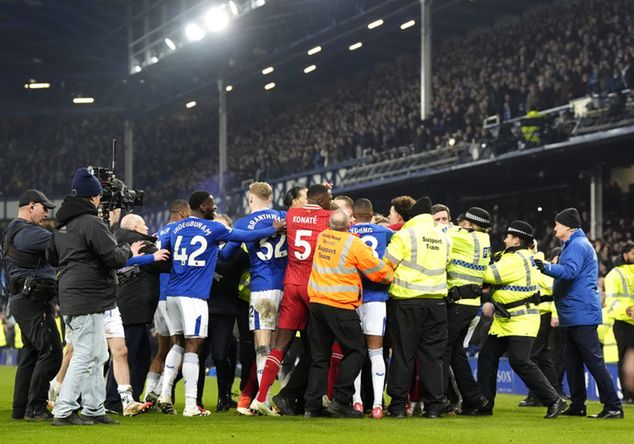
[273,219,286,232]
[551,316,559,328]
[322,181,333,190]
[482,302,495,317]
[153,249,170,262]
[626,306,634,320]
[130,241,145,256]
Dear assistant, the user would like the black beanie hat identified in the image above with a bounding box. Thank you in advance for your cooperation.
[409,196,432,217]
[71,168,102,198]
[505,220,534,242]
[555,208,582,229]
[464,207,491,228]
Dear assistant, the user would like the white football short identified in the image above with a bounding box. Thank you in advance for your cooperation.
[153,300,171,337]
[104,306,125,339]
[165,296,208,338]
[249,289,283,331]
[357,301,387,336]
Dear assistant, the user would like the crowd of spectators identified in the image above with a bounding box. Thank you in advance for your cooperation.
[1,0,633,202]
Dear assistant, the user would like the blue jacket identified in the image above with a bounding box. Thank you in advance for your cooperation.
[542,229,601,327]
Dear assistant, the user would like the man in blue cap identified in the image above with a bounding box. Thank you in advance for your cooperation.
[48,168,144,426]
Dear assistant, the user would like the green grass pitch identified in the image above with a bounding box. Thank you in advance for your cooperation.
[0,365,632,443]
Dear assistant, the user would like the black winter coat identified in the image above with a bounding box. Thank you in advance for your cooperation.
[47,197,131,316]
[115,228,170,325]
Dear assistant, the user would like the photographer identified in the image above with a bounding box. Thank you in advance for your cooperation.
[48,168,144,426]
[5,189,62,421]
[105,214,171,413]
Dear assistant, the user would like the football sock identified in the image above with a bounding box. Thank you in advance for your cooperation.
[241,363,258,398]
[160,344,184,401]
[182,352,199,410]
[118,384,134,406]
[144,372,160,397]
[256,348,283,403]
[255,345,271,386]
[369,348,386,407]
[327,342,343,400]
[352,372,363,405]
[152,373,164,395]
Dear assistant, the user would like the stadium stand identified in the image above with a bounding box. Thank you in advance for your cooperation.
[1,0,633,203]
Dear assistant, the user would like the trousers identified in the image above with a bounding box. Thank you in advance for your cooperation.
[10,296,63,418]
[304,303,366,412]
[387,298,447,413]
[53,313,109,418]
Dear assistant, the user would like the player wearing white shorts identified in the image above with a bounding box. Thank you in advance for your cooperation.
[349,198,394,419]
[156,191,283,417]
[228,182,287,413]
[142,200,191,407]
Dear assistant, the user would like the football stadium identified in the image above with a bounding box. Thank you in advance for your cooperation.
[1,0,634,442]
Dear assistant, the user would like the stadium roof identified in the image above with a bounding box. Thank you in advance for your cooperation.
[0,0,554,115]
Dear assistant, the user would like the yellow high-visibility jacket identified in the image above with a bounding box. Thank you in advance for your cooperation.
[484,247,541,337]
[385,214,449,300]
[606,264,634,325]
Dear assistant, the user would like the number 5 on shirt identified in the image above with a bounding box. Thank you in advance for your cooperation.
[294,230,312,260]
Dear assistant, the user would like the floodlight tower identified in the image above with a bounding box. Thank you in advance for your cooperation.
[420,0,433,120]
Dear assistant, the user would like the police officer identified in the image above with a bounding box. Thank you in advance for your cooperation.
[605,242,634,403]
[478,221,566,419]
[5,189,62,421]
[443,207,492,415]
[384,197,449,418]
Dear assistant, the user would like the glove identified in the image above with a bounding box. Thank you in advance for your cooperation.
[533,258,545,272]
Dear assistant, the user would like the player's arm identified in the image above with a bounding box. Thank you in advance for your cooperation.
[221,219,285,243]
[218,241,241,262]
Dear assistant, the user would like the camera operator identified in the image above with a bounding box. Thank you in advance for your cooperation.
[47,168,144,426]
[5,189,62,421]
[105,214,171,413]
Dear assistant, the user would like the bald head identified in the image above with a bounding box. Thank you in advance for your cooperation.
[329,209,349,231]
[121,214,148,235]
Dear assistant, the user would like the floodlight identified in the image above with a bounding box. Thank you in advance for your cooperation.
[186,101,197,108]
[304,65,316,74]
[307,46,322,55]
[368,19,383,29]
[349,42,363,51]
[185,23,205,41]
[262,66,274,75]
[150,56,159,64]
[400,20,415,30]
[228,1,239,16]
[24,82,50,89]
[204,7,230,32]
[73,97,95,104]
[132,65,142,73]
[254,0,266,7]
[226,85,234,92]
[264,82,276,90]
[165,38,176,50]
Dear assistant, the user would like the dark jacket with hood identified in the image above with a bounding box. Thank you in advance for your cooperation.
[47,196,131,316]
[115,227,170,325]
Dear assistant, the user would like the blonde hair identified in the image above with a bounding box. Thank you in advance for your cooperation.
[249,182,273,201]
